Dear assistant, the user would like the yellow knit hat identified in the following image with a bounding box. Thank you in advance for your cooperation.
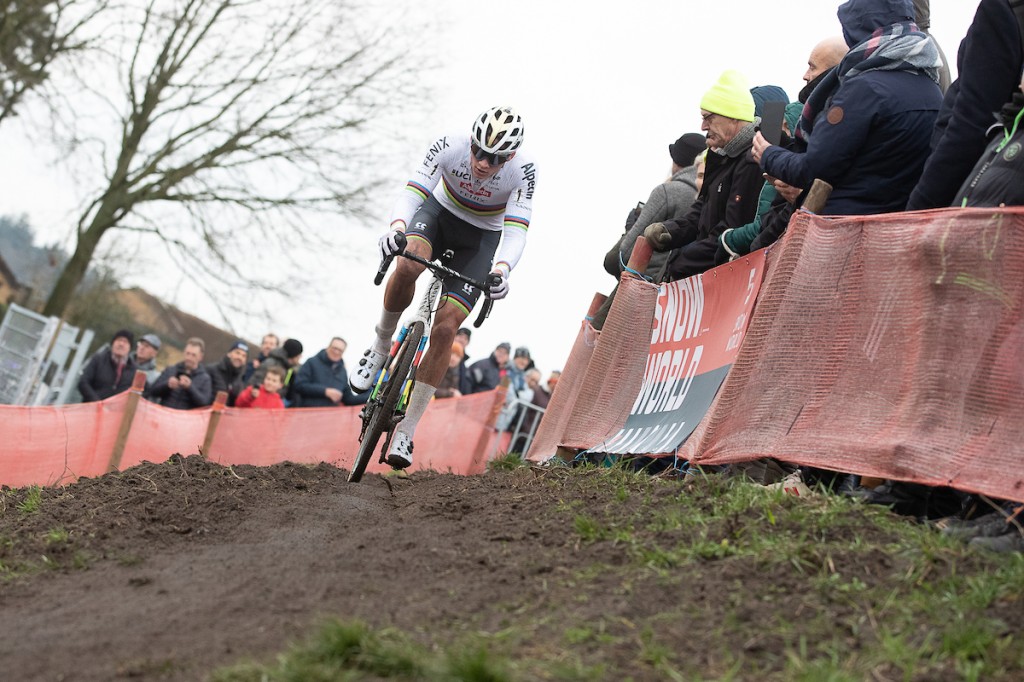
[700,70,756,122]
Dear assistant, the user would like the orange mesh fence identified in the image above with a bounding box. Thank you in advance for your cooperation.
[0,386,507,487]
[683,207,1024,503]
[526,319,601,461]
[561,275,659,449]
[0,397,126,487]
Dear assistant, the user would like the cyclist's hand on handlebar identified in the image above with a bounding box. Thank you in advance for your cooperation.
[487,267,510,300]
[378,228,406,261]
[643,222,674,252]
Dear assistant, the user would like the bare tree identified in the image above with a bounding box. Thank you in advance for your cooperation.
[0,0,108,125]
[40,0,425,318]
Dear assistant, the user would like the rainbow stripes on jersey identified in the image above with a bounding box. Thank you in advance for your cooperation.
[440,177,506,217]
[403,181,431,202]
[503,215,529,232]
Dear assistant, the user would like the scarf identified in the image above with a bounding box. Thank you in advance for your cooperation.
[715,120,759,159]
[797,22,940,143]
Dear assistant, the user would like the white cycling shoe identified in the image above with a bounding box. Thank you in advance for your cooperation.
[386,431,413,469]
[350,348,387,392]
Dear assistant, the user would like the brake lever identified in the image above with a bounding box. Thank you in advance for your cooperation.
[374,232,408,285]
[473,273,502,328]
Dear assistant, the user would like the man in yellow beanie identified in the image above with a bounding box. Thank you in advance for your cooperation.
[643,70,765,281]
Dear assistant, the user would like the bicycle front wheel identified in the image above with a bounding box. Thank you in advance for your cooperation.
[348,321,425,482]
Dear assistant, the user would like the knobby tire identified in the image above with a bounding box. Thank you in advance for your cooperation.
[348,321,424,482]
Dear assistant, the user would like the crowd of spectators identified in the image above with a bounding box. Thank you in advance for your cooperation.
[594,0,1024,552]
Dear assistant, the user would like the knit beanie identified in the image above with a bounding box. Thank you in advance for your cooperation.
[700,70,755,122]
[749,85,790,118]
[111,329,135,345]
[668,133,707,168]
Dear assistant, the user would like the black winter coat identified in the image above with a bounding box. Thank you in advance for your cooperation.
[954,94,1024,208]
[664,143,763,280]
[78,349,137,402]
[206,356,246,406]
[906,0,1024,210]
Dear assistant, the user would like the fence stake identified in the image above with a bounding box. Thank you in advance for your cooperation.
[107,371,147,473]
[200,391,228,458]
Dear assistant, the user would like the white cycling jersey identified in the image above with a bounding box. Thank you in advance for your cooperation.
[388,132,537,273]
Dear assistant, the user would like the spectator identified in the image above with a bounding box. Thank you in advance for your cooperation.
[905,0,1024,210]
[716,88,793,262]
[912,0,952,92]
[512,368,550,453]
[235,365,287,409]
[718,101,803,261]
[612,132,706,279]
[455,327,473,395]
[507,346,534,397]
[243,332,279,383]
[250,337,303,405]
[546,370,561,395]
[145,337,213,409]
[752,0,943,215]
[133,333,162,386]
[643,70,764,281]
[799,36,850,104]
[593,132,705,330]
[468,342,510,394]
[78,329,137,402]
[435,342,465,399]
[293,337,368,407]
[953,67,1024,208]
[207,340,248,406]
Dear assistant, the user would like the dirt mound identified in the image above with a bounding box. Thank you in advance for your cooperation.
[0,456,1020,681]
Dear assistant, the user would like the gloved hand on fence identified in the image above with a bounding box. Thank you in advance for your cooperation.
[715,228,740,266]
[488,266,510,300]
[378,228,405,261]
[643,222,674,252]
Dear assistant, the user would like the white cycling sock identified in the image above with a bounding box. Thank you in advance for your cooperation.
[396,382,436,439]
[372,310,402,355]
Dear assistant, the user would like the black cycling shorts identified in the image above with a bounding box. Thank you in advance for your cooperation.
[405,195,500,315]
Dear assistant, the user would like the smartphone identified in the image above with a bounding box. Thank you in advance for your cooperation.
[759,101,786,147]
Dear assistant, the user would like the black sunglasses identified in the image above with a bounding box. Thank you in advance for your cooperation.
[471,144,510,166]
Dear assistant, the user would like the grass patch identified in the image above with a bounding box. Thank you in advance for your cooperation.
[17,486,42,515]
[488,452,526,472]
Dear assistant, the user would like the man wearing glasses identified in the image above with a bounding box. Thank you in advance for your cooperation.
[643,70,764,281]
[350,106,537,469]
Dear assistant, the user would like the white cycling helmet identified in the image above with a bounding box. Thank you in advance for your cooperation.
[471,106,524,155]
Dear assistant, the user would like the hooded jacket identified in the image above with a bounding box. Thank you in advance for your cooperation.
[614,165,699,277]
[906,0,1024,210]
[762,0,942,215]
[293,349,368,407]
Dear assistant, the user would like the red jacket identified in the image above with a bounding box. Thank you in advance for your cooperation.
[235,386,285,409]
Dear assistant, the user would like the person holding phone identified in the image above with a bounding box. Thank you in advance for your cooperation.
[751,0,942,216]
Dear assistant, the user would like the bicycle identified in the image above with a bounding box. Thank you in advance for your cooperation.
[348,233,499,483]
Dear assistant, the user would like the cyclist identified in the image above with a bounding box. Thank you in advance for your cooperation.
[349,106,538,469]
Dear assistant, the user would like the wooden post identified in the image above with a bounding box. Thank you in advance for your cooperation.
[200,391,229,458]
[107,371,148,473]
[625,234,654,274]
[802,179,834,214]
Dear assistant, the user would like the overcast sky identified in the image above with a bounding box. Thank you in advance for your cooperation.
[0,1,980,373]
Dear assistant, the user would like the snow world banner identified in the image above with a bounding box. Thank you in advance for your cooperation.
[596,251,767,455]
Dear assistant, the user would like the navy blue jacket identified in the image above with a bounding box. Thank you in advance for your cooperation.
[907,0,1024,210]
[762,0,942,215]
[293,349,368,407]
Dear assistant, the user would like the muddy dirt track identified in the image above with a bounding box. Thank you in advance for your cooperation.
[0,455,1020,681]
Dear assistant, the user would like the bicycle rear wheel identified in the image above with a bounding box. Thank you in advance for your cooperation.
[348,321,425,482]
